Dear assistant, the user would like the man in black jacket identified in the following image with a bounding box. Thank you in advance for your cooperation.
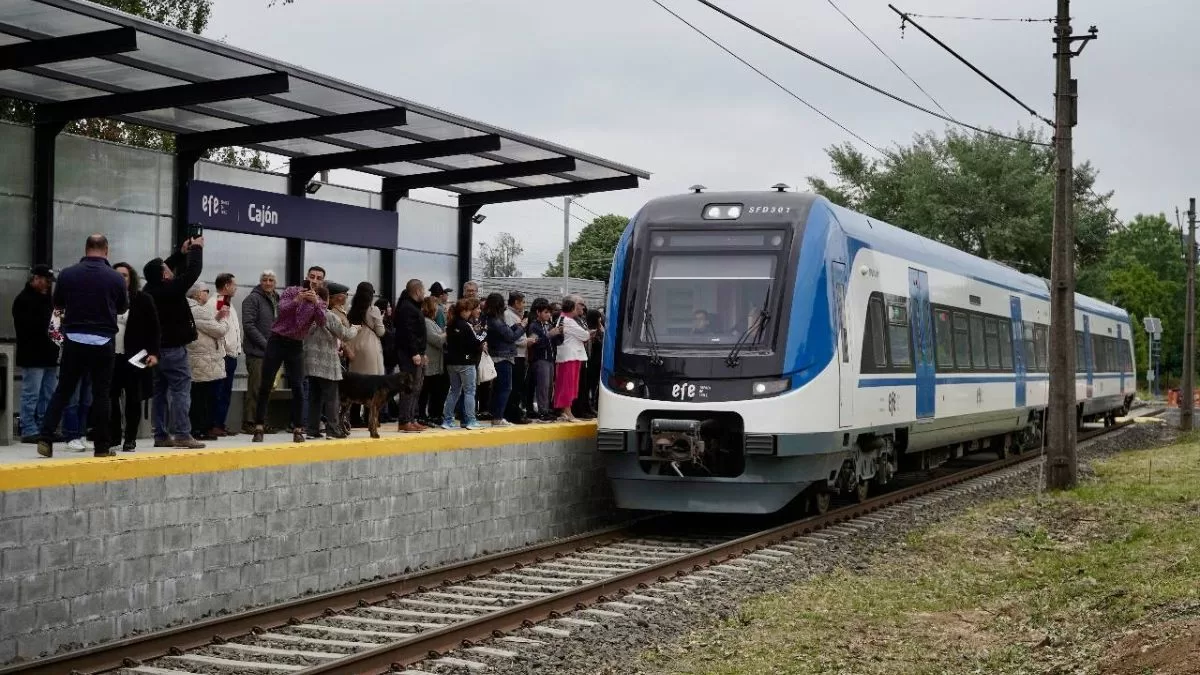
[143,237,204,449]
[394,278,427,433]
[13,264,59,443]
[36,235,127,458]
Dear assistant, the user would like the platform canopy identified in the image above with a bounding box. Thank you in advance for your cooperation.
[0,0,649,204]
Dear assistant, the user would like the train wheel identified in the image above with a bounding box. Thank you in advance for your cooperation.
[810,491,831,515]
[853,480,869,503]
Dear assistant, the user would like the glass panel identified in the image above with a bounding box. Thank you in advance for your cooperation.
[0,122,33,196]
[998,320,1013,370]
[131,34,269,81]
[449,180,520,193]
[396,198,457,255]
[887,302,910,367]
[642,254,776,347]
[202,100,315,123]
[304,241,374,291]
[274,79,385,115]
[309,184,374,209]
[0,193,32,265]
[0,33,25,47]
[56,133,167,215]
[1075,332,1085,373]
[934,309,954,368]
[259,137,355,155]
[953,312,970,368]
[969,315,987,369]
[0,266,30,340]
[325,130,414,147]
[565,164,626,181]
[501,175,565,187]
[124,107,242,132]
[0,3,112,36]
[1034,326,1048,371]
[868,298,887,368]
[202,230,287,295]
[195,161,287,192]
[394,249,457,300]
[403,114,476,140]
[0,69,105,100]
[984,318,1001,369]
[52,202,159,271]
[41,58,185,89]
[495,140,561,162]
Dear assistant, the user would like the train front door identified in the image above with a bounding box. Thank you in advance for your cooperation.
[832,262,853,428]
[908,268,935,419]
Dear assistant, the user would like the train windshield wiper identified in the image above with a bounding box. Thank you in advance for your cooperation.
[725,286,772,368]
[643,303,665,366]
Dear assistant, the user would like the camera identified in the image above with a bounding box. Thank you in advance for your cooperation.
[187,224,204,240]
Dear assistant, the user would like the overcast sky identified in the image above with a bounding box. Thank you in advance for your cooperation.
[206,0,1195,276]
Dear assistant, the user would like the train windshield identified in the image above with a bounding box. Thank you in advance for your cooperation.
[639,254,776,348]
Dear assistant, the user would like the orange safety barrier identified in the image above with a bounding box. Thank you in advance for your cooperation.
[1166,389,1200,408]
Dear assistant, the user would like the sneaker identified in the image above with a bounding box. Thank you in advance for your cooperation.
[121,441,137,452]
[66,438,87,452]
[463,422,485,430]
[173,437,206,449]
[293,429,306,443]
[36,440,52,458]
[440,423,459,431]
[154,438,173,448]
[252,425,265,443]
[492,419,513,427]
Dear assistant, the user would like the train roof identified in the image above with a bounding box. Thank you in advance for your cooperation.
[635,190,1129,323]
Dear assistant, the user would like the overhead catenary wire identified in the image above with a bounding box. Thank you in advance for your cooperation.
[888,5,1054,127]
[824,0,951,117]
[648,0,886,155]
[689,0,1052,148]
[901,12,1054,24]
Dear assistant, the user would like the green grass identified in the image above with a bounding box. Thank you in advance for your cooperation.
[637,432,1200,675]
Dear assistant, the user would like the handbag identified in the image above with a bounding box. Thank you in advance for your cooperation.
[477,352,497,383]
[47,310,64,347]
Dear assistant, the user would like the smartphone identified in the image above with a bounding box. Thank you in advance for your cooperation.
[187,224,203,239]
[216,297,226,311]
[302,279,312,290]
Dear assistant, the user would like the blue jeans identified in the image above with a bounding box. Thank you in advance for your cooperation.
[212,356,238,430]
[19,367,57,437]
[443,365,477,427]
[63,373,93,440]
[153,346,192,439]
[490,359,513,420]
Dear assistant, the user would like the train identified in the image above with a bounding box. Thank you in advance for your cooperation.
[597,188,1136,514]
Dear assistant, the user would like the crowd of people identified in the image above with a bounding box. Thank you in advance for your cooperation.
[12,233,606,458]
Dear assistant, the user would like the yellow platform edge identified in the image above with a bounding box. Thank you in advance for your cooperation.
[0,422,599,492]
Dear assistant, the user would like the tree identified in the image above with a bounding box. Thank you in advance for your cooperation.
[0,0,267,169]
[479,233,524,278]
[544,214,630,281]
[808,127,1115,279]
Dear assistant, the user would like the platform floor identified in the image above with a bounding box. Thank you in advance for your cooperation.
[0,422,590,466]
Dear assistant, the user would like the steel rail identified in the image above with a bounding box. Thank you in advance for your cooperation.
[295,417,1145,674]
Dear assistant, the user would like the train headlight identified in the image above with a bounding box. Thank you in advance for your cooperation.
[751,379,789,397]
[702,203,744,220]
[608,374,642,395]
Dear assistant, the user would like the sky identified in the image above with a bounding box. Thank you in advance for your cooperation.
[205,0,1197,276]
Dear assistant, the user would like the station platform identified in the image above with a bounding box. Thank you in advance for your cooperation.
[0,421,611,664]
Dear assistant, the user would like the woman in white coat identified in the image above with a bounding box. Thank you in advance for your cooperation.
[552,296,595,422]
[186,282,229,441]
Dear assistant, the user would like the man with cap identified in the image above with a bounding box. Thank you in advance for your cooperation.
[143,236,205,449]
[36,235,127,458]
[12,264,59,443]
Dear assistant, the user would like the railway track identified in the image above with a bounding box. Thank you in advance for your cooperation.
[2,409,1160,675]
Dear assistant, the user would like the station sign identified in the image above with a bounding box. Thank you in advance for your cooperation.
[186,180,398,250]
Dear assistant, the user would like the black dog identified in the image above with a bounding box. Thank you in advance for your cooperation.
[338,371,417,439]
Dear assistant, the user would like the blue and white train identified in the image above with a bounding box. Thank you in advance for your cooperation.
[597,189,1135,514]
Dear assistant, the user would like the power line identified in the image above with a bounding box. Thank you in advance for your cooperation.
[689,0,1052,148]
[541,198,591,225]
[889,5,1054,127]
[648,0,886,154]
[900,12,1054,24]
[571,200,604,220]
[824,0,950,117]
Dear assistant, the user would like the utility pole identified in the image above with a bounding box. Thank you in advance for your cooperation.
[562,195,574,297]
[1183,199,1196,430]
[1045,0,1096,490]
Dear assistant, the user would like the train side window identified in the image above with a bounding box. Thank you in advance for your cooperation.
[887,302,912,367]
[1104,337,1116,372]
[969,315,987,369]
[984,318,1001,370]
[1075,332,1085,373]
[998,319,1013,370]
[952,312,971,369]
[1023,324,1036,372]
[934,309,954,369]
[1120,340,1131,372]
[1033,325,1048,372]
[863,296,888,370]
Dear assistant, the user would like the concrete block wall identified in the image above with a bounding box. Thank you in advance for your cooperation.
[0,434,612,664]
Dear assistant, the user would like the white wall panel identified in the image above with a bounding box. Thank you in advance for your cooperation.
[396,198,457,255]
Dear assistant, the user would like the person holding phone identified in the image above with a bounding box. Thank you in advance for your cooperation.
[527,298,561,421]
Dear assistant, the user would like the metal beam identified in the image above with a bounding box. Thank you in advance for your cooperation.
[457,206,480,292]
[176,107,408,153]
[37,72,290,124]
[457,175,639,207]
[288,135,502,183]
[173,150,202,247]
[285,173,307,288]
[0,27,137,71]
[382,157,576,194]
[31,121,65,266]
